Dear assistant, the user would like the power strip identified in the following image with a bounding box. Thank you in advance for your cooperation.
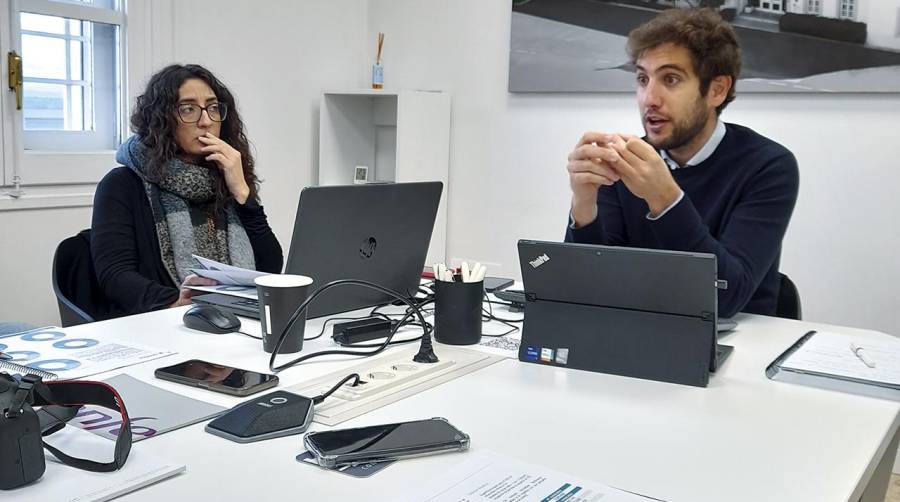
[287,346,502,426]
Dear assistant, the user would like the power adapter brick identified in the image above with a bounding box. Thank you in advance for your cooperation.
[331,317,398,345]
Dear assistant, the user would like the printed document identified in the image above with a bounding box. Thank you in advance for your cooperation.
[191,254,268,286]
[400,450,664,502]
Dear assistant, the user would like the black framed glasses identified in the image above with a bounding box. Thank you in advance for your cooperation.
[176,102,227,123]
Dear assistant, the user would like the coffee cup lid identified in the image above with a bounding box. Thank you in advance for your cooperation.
[254,274,313,288]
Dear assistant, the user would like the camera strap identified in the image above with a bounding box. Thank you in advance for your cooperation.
[30,378,132,472]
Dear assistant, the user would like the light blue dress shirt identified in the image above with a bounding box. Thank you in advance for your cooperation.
[649,119,727,220]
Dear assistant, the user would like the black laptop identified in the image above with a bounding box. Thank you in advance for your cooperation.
[517,240,732,387]
[194,182,442,318]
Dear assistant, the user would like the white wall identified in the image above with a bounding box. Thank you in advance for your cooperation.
[0,207,93,324]
[367,0,900,336]
[171,0,367,250]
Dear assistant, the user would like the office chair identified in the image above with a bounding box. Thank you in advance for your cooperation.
[52,229,102,327]
[775,273,801,321]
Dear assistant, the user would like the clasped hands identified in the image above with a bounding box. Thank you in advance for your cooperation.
[567,132,682,227]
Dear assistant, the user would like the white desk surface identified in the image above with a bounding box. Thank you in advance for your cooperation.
[48,306,900,502]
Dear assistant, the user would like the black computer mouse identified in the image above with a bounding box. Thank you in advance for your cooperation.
[183,305,242,334]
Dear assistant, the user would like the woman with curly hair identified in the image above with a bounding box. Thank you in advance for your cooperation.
[92,64,282,318]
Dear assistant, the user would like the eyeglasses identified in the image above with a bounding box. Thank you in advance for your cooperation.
[176,102,227,123]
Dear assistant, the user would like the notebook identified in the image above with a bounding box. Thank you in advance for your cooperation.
[766,330,900,400]
[69,374,226,442]
[0,327,175,380]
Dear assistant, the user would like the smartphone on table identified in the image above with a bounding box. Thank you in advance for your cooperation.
[304,417,469,469]
[483,276,514,293]
[154,359,278,397]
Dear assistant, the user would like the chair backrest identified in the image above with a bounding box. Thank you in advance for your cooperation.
[776,273,802,320]
[52,229,101,327]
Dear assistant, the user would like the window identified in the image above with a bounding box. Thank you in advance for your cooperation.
[2,0,125,189]
[840,0,856,20]
[760,0,783,13]
[806,0,821,15]
[20,11,118,150]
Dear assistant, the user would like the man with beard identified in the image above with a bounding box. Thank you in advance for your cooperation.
[565,8,799,318]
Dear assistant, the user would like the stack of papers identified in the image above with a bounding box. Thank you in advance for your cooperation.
[186,254,266,299]
[191,254,268,286]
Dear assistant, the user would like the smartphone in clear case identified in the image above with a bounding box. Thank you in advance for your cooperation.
[303,417,469,469]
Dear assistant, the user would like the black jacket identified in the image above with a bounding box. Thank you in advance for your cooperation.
[91,167,283,318]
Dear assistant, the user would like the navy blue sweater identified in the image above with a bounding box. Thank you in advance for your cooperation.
[565,123,799,318]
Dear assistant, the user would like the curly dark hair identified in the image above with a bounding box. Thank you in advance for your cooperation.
[627,8,741,115]
[130,64,260,206]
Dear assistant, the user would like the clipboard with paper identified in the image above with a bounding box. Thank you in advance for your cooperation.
[766,330,900,401]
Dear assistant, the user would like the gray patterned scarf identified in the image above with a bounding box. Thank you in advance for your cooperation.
[115,135,256,284]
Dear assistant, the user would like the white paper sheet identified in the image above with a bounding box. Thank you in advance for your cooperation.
[191,254,269,286]
[186,284,259,300]
[6,427,185,502]
[399,450,664,502]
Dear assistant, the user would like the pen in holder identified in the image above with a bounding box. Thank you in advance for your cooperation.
[372,32,384,89]
[433,275,483,345]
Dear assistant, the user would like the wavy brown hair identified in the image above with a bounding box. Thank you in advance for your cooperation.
[627,8,741,115]
[130,64,260,206]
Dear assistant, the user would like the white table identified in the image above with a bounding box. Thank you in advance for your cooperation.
[50,307,900,502]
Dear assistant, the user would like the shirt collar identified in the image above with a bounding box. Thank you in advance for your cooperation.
[660,119,726,170]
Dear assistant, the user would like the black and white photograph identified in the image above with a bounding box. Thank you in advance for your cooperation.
[511,0,900,92]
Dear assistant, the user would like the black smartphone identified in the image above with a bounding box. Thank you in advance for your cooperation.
[483,276,514,293]
[303,417,469,468]
[154,359,278,397]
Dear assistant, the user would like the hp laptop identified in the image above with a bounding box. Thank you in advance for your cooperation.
[194,182,442,318]
[517,240,732,387]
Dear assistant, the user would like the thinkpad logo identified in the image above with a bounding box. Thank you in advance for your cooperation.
[529,253,550,269]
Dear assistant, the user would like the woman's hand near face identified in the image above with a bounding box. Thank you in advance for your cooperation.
[198,132,250,204]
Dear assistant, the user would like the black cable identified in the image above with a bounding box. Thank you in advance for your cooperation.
[268,279,437,373]
[482,291,524,324]
[312,373,361,404]
[236,330,262,340]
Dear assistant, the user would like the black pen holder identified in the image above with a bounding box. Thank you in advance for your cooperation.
[433,276,483,345]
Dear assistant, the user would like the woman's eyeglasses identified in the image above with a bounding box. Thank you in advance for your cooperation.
[176,102,227,123]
